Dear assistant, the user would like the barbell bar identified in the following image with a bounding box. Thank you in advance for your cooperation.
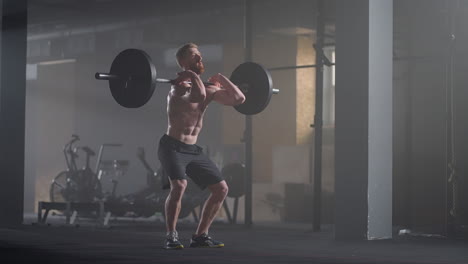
[95,73,215,87]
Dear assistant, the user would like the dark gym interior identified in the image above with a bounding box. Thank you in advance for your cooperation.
[1,0,468,263]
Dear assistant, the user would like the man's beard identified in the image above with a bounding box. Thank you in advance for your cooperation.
[189,61,205,75]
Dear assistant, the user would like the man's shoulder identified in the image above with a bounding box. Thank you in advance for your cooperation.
[168,89,185,103]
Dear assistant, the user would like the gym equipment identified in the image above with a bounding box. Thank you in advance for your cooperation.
[222,163,246,198]
[221,162,246,224]
[49,135,102,203]
[95,49,279,114]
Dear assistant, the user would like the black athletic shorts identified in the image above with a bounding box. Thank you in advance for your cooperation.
[158,134,223,190]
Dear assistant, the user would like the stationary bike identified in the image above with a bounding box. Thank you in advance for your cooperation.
[49,135,102,203]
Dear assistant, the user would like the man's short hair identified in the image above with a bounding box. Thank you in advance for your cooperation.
[176,43,198,68]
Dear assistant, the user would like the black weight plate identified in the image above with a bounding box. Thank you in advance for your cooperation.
[230,62,273,115]
[109,49,157,108]
[222,163,246,198]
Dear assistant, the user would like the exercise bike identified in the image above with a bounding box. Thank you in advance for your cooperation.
[49,135,102,203]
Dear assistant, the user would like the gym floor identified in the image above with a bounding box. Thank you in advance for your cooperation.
[1,215,467,264]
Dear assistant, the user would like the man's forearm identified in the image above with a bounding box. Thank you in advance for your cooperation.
[217,75,244,98]
[189,74,207,101]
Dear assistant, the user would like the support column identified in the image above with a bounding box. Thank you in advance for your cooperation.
[312,0,325,232]
[243,0,253,227]
[0,0,28,227]
[335,0,393,240]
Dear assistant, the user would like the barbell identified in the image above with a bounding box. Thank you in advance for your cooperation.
[95,49,279,115]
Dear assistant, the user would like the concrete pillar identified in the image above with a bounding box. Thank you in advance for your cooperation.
[0,0,27,227]
[335,0,393,240]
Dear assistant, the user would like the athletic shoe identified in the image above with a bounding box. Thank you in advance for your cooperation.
[189,233,224,248]
[164,231,184,250]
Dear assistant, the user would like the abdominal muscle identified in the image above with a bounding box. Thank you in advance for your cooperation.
[167,124,202,145]
[166,92,207,145]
